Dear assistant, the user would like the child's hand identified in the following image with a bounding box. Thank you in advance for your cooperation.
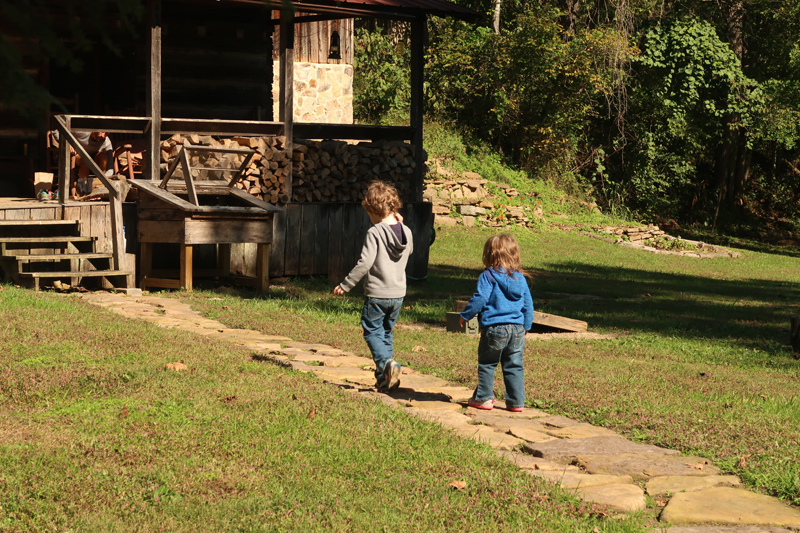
[459,317,465,328]
[333,285,346,296]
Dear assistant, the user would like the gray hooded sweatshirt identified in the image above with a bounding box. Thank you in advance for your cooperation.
[340,221,413,298]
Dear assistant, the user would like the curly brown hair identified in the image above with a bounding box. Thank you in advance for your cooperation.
[361,180,402,218]
[482,234,531,278]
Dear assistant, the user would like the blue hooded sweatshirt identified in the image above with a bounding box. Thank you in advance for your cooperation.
[460,267,534,330]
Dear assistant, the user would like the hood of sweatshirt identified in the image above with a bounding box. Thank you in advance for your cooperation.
[491,267,527,301]
[376,222,409,261]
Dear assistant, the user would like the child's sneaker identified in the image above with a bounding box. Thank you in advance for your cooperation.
[467,398,494,410]
[375,377,388,390]
[384,360,401,391]
[507,406,524,413]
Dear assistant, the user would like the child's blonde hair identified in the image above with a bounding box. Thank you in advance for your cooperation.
[362,180,402,218]
[483,234,530,278]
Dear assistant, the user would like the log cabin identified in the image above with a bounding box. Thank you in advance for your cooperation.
[0,0,478,292]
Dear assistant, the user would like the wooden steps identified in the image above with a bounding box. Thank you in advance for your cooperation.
[0,219,132,291]
[18,270,133,290]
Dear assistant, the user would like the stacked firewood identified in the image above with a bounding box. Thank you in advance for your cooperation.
[159,134,291,204]
[159,134,417,204]
[292,140,416,203]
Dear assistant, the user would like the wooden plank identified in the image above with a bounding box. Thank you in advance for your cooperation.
[531,312,588,333]
[142,276,181,290]
[227,150,256,189]
[53,116,118,200]
[109,192,131,286]
[185,219,271,245]
[339,204,356,277]
[293,124,413,141]
[186,146,254,154]
[180,148,199,206]
[140,242,153,286]
[313,203,329,275]
[137,208,185,222]
[58,127,70,204]
[180,244,192,291]
[353,205,371,268]
[269,207,287,277]
[406,202,432,281]
[327,203,343,282]
[160,153,182,188]
[299,204,315,275]
[256,243,269,291]
[228,187,283,212]
[283,204,301,276]
[138,220,184,243]
[160,118,283,137]
[218,244,231,278]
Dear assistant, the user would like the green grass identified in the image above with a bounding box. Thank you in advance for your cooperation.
[0,285,646,532]
[181,225,800,507]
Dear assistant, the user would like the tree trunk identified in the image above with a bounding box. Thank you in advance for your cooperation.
[492,0,501,34]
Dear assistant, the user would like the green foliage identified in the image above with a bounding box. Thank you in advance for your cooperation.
[352,28,410,124]
[621,18,760,219]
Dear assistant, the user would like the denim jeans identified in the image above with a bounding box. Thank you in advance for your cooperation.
[473,324,526,409]
[361,297,404,379]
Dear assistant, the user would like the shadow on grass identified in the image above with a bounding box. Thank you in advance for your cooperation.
[674,229,800,259]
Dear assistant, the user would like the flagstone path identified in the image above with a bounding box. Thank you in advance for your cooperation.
[81,291,800,531]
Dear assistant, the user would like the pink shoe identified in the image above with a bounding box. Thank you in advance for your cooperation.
[507,406,524,413]
[467,398,494,410]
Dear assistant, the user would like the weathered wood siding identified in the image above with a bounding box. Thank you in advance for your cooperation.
[251,201,432,280]
[272,15,354,65]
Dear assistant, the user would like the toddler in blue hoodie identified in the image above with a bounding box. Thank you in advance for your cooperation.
[460,234,533,412]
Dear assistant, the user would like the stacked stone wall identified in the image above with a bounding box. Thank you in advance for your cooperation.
[272,62,353,124]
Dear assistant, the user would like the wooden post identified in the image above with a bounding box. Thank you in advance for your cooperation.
[58,115,70,204]
[256,242,270,292]
[218,243,231,278]
[409,16,426,203]
[279,7,294,202]
[146,0,162,181]
[180,243,193,291]
[140,242,153,287]
[792,316,800,353]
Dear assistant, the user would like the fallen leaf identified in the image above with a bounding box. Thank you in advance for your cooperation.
[447,480,466,491]
[119,405,129,419]
[699,372,713,377]
[533,464,540,470]
[308,408,317,420]
[165,362,188,372]
[222,306,230,310]
[0,286,4,291]
[655,499,667,507]
[687,461,707,470]
[593,527,601,533]
[737,453,753,468]
[412,346,427,352]
[404,306,411,310]
[645,293,652,298]
[220,395,236,404]
[291,394,297,401]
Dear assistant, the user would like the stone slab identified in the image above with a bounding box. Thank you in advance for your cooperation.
[646,475,742,495]
[525,436,678,463]
[528,471,634,489]
[660,487,800,527]
[404,400,464,411]
[496,451,581,472]
[509,427,559,443]
[576,484,646,513]
[577,453,721,479]
[548,424,620,439]
[408,408,474,427]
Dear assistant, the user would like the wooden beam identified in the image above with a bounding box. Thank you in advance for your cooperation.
[531,312,588,333]
[179,147,199,206]
[410,16,426,203]
[256,243,270,292]
[293,123,413,141]
[68,115,152,134]
[58,117,70,205]
[180,244,193,291]
[53,116,118,200]
[280,7,295,203]
[146,0,163,181]
[159,153,182,188]
[228,186,283,212]
[160,118,283,136]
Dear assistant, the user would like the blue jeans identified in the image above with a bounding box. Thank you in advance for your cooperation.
[361,297,403,380]
[474,324,526,409]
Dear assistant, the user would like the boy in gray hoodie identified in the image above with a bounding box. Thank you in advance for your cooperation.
[333,181,414,390]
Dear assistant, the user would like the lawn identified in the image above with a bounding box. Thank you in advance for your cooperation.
[181,225,800,506]
[0,285,644,532]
